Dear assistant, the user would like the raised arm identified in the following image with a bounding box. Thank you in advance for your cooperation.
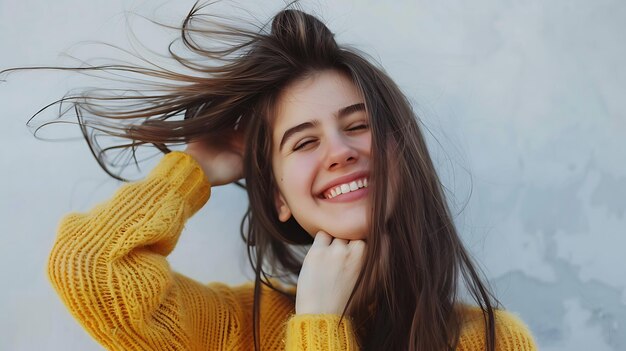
[48,152,236,350]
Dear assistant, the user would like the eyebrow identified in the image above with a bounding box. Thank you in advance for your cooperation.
[278,102,366,152]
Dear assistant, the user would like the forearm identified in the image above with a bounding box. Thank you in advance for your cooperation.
[48,151,210,349]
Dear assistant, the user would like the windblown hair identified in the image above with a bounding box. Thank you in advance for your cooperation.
[11,2,499,350]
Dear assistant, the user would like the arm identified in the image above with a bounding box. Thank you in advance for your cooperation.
[48,151,240,350]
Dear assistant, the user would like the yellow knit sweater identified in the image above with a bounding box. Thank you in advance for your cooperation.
[48,151,537,350]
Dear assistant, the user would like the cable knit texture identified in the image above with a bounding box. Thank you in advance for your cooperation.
[48,151,537,350]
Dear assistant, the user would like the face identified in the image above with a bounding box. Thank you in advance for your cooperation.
[271,70,372,241]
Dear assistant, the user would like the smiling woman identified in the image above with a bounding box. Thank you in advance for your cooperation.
[272,70,373,241]
[15,2,536,350]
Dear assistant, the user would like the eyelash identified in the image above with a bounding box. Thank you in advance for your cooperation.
[293,124,369,151]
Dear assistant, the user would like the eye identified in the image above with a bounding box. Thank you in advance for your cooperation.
[293,139,316,151]
[347,123,369,131]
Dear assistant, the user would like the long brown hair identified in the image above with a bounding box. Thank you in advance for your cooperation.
[7,2,499,350]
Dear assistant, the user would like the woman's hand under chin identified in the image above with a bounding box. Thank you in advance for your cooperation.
[295,231,366,315]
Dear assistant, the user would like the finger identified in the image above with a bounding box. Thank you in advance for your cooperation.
[347,239,365,247]
[347,241,366,258]
[330,238,349,246]
[312,231,332,248]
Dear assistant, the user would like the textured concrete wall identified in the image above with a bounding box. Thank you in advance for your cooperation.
[1,0,623,349]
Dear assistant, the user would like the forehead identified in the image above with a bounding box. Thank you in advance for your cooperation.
[271,70,362,140]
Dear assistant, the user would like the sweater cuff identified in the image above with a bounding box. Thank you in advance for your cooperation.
[285,314,359,350]
[146,151,211,215]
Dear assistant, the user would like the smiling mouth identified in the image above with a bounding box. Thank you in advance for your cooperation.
[317,177,369,199]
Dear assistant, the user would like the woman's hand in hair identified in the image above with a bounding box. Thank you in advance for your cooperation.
[185,128,245,187]
[295,231,366,316]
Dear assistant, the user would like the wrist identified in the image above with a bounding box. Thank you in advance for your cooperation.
[183,150,214,185]
[296,304,342,315]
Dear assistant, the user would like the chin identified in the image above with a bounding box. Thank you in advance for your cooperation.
[338,234,367,242]
[326,227,368,241]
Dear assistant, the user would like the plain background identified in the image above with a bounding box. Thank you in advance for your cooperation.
[1,0,624,350]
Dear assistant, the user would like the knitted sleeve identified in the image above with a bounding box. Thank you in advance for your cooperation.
[457,307,537,351]
[285,314,360,350]
[47,151,235,350]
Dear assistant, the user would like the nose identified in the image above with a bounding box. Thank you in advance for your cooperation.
[324,132,358,170]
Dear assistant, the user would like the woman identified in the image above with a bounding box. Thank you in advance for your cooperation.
[40,4,535,350]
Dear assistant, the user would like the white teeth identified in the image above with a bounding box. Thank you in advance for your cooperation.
[323,177,369,199]
[340,184,350,193]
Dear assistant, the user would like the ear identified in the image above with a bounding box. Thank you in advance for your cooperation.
[274,190,292,222]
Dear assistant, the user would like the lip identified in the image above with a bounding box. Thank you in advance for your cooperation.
[316,171,370,198]
[320,186,369,203]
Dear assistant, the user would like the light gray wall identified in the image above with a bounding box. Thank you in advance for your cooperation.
[1,0,624,350]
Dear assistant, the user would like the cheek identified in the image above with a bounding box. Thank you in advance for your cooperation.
[281,155,318,196]
[362,133,373,154]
